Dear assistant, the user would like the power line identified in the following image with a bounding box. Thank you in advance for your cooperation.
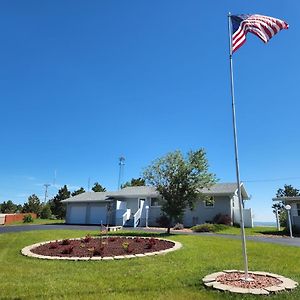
[243,176,300,183]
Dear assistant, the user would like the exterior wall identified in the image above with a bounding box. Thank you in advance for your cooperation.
[145,196,232,227]
[126,198,140,214]
[183,196,231,227]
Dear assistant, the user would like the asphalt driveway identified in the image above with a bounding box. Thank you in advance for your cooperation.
[1,224,300,247]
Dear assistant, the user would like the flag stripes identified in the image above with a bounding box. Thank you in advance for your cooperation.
[231,14,289,53]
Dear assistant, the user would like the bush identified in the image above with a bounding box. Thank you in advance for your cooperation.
[40,205,52,219]
[191,223,229,233]
[61,239,71,245]
[23,214,34,223]
[156,215,170,227]
[191,223,215,232]
[213,213,232,225]
[173,223,184,230]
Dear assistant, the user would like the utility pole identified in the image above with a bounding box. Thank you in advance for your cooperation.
[118,156,125,190]
[44,184,51,204]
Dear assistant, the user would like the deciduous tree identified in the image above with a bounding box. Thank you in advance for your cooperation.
[143,149,216,233]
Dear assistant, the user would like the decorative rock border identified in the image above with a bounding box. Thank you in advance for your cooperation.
[203,270,298,295]
[21,236,182,261]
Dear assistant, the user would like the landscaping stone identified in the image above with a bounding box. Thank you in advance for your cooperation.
[21,236,182,261]
[202,270,298,295]
[264,285,286,292]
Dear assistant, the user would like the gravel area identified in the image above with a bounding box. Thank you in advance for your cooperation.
[216,272,282,289]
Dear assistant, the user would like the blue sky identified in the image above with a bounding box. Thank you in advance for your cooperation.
[0,1,298,222]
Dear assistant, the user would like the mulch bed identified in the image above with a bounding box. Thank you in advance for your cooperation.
[31,236,174,258]
[216,272,283,289]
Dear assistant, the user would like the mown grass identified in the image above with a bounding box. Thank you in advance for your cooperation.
[215,226,286,236]
[6,218,65,226]
[0,229,299,299]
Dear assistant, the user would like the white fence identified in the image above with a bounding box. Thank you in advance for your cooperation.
[233,208,253,228]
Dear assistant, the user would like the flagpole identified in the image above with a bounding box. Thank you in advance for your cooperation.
[227,12,250,280]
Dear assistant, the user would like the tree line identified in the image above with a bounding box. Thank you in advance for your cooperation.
[0,182,106,219]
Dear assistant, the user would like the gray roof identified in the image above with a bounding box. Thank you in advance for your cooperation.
[201,183,249,199]
[107,186,159,198]
[61,192,111,203]
[62,183,249,203]
[273,196,300,202]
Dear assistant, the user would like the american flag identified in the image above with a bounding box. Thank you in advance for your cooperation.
[231,14,289,53]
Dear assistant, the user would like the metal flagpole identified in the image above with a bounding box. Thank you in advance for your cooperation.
[227,12,250,280]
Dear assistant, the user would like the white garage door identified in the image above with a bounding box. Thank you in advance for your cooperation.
[88,204,107,224]
[69,204,87,224]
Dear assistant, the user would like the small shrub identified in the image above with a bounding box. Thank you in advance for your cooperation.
[213,213,232,225]
[134,237,142,243]
[83,234,92,243]
[173,223,184,230]
[49,243,58,249]
[156,215,170,228]
[61,239,71,245]
[191,223,215,232]
[61,246,73,254]
[122,242,130,252]
[23,214,33,223]
[191,223,229,233]
[93,247,103,256]
[145,238,156,249]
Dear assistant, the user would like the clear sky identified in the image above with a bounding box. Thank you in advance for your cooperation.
[0,1,298,222]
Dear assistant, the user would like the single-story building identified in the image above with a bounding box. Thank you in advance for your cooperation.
[62,183,253,228]
[272,196,300,230]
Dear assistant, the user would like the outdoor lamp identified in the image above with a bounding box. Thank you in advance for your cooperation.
[285,205,293,238]
[145,205,149,228]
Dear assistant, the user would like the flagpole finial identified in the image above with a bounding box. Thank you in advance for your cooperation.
[228,12,231,17]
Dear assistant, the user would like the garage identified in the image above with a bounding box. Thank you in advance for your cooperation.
[87,203,107,224]
[68,204,87,224]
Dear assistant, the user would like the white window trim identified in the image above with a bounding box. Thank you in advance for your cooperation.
[204,196,215,208]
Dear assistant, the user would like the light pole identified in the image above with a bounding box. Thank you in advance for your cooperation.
[285,205,293,238]
[145,205,149,228]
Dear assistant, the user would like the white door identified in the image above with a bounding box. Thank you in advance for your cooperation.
[69,204,87,224]
[88,204,107,224]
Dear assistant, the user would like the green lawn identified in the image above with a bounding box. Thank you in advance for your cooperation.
[215,226,286,236]
[6,218,65,226]
[0,229,299,299]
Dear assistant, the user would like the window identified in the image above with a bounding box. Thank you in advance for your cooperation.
[204,196,215,208]
[297,204,300,216]
[150,198,161,207]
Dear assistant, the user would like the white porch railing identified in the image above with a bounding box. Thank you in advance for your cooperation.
[122,209,131,226]
[133,208,142,228]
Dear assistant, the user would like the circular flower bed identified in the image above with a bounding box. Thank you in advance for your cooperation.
[203,270,298,295]
[21,236,182,260]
